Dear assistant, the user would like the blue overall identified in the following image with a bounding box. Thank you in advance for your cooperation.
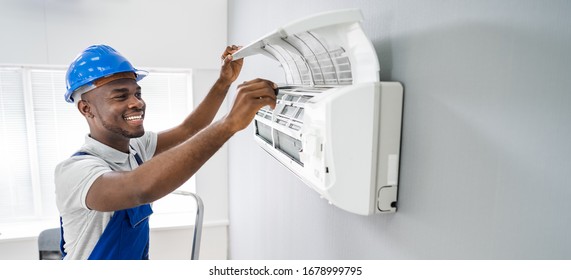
[60,149,153,260]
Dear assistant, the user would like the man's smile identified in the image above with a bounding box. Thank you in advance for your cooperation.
[123,113,144,124]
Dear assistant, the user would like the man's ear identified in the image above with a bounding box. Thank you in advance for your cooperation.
[78,100,94,118]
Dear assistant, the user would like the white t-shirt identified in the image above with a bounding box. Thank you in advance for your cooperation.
[55,132,157,260]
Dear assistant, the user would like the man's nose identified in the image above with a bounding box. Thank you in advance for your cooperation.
[128,95,145,109]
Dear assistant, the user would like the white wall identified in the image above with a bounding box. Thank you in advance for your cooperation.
[0,0,226,69]
[227,0,571,259]
[0,0,230,260]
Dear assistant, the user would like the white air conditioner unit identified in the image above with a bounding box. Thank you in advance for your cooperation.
[233,9,403,215]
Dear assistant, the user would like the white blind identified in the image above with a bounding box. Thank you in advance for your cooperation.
[0,68,34,221]
[139,72,191,135]
[0,66,195,223]
[30,69,87,217]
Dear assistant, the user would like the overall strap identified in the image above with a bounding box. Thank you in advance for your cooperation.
[133,151,143,165]
[59,217,66,259]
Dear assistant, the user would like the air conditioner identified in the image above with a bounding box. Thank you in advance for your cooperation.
[233,9,403,215]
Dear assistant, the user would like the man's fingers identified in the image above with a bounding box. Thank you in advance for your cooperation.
[237,79,277,91]
[238,87,278,104]
[238,86,277,100]
[235,83,278,111]
[221,45,242,59]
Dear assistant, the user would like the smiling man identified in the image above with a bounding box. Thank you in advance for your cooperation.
[54,45,276,260]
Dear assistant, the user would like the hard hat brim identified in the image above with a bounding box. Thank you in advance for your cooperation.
[64,69,148,103]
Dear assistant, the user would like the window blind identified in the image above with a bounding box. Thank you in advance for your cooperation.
[0,68,34,221]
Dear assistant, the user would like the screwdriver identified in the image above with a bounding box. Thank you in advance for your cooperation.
[274,86,298,95]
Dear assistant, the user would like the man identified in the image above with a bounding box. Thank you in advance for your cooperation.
[55,44,276,259]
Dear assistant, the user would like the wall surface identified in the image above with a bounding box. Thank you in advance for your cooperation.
[227,0,571,259]
[0,0,226,69]
[0,0,229,260]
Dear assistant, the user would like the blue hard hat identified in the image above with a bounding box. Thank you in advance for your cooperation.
[64,45,147,103]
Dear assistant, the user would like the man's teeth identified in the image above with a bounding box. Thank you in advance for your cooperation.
[125,115,143,121]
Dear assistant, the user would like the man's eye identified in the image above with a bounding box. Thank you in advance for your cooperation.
[135,92,142,98]
[115,95,127,100]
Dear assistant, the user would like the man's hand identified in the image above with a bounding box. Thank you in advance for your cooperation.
[224,78,277,133]
[220,45,243,84]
